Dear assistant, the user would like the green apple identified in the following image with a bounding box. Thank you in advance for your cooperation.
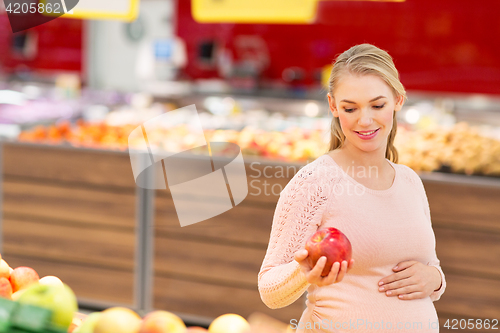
[74,312,102,333]
[17,283,78,330]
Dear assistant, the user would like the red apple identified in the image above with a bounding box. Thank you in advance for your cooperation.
[0,277,12,299]
[9,267,39,292]
[305,227,352,277]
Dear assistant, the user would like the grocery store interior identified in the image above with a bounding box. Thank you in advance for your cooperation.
[0,0,499,332]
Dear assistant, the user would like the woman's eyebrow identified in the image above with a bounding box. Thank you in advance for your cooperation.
[340,95,387,104]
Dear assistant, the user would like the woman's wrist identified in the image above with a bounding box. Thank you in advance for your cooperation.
[431,266,442,291]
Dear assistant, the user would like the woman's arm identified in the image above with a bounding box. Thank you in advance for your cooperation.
[258,162,335,309]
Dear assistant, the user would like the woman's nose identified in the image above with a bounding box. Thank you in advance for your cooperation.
[358,109,373,126]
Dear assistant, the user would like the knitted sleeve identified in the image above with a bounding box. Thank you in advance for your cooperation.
[411,168,447,302]
[258,161,336,309]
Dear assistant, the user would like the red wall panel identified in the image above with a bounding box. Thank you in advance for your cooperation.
[176,0,500,95]
[0,14,82,74]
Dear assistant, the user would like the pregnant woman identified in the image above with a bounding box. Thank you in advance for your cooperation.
[258,43,446,333]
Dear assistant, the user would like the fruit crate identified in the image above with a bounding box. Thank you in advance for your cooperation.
[0,298,67,333]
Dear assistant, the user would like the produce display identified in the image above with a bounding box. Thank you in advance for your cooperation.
[17,120,327,162]
[0,254,294,333]
[395,122,500,176]
[0,298,68,333]
[305,228,353,277]
[17,120,134,151]
[17,119,500,177]
[72,309,276,333]
[0,254,78,333]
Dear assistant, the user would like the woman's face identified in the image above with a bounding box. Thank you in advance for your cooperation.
[327,73,404,155]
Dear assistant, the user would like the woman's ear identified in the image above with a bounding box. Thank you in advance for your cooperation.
[394,95,405,112]
[327,93,339,117]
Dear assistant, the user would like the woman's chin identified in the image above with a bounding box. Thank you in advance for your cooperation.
[350,142,386,154]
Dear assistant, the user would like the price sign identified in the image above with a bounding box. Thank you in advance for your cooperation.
[192,0,319,24]
[43,0,139,21]
[192,0,405,24]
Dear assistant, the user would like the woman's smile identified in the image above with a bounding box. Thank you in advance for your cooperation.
[354,128,380,140]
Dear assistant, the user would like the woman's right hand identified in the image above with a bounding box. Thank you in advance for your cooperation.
[294,249,354,287]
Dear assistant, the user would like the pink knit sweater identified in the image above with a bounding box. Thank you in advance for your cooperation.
[258,154,446,333]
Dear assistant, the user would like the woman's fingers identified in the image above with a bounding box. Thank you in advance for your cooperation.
[321,261,341,285]
[310,256,327,278]
[294,249,309,263]
[320,260,350,286]
[299,255,354,286]
[336,260,348,282]
[347,259,355,272]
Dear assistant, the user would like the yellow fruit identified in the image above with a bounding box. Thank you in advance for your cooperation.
[94,307,141,333]
[139,310,186,333]
[208,314,250,333]
[39,276,64,287]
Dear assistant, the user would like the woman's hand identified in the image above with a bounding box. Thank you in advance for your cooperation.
[294,249,354,287]
[378,260,442,300]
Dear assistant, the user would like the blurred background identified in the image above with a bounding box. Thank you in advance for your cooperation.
[0,0,499,332]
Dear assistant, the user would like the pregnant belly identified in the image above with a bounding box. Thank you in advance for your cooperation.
[296,282,439,333]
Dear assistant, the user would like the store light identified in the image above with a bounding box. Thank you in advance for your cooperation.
[204,96,235,116]
[405,108,420,124]
[0,90,26,106]
[305,102,319,117]
[467,95,490,110]
[222,97,236,116]
[22,85,42,100]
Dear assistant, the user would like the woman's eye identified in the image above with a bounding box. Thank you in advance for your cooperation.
[343,108,355,113]
[373,104,386,109]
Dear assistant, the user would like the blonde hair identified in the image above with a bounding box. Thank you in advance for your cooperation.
[327,43,407,163]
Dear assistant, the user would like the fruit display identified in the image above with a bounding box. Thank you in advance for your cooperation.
[71,309,303,333]
[0,297,69,333]
[305,227,353,277]
[17,120,327,162]
[0,253,290,333]
[0,254,79,333]
[395,122,500,176]
[71,309,289,333]
[16,118,500,177]
[17,120,135,151]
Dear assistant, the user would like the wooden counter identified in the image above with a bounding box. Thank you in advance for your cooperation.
[1,143,137,308]
[1,142,499,329]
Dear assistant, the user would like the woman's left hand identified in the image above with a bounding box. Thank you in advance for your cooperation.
[378,260,442,300]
